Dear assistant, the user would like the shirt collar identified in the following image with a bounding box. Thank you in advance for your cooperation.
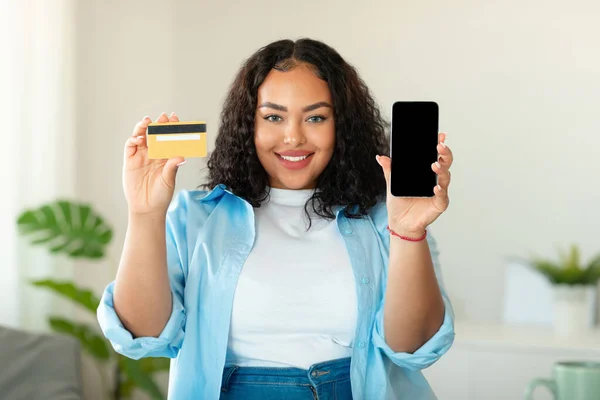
[196,183,350,216]
[196,183,231,202]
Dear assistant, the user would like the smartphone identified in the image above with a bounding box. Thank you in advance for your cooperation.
[390,101,439,197]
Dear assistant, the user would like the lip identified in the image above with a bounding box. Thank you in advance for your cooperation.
[275,152,314,170]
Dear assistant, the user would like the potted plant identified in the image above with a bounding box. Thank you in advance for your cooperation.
[17,200,169,399]
[527,244,600,335]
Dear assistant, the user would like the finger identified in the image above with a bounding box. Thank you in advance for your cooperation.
[124,135,145,158]
[438,132,447,145]
[132,116,151,137]
[155,112,169,123]
[161,157,187,188]
[437,142,453,167]
[375,155,392,193]
[432,161,451,189]
[169,112,180,123]
[127,118,150,157]
[432,184,450,211]
[438,132,453,167]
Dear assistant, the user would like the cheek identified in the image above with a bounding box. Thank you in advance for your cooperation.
[254,124,279,152]
[314,127,336,153]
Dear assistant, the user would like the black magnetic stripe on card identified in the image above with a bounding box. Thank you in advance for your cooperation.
[147,123,207,134]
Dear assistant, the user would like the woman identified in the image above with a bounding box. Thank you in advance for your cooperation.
[98,38,455,400]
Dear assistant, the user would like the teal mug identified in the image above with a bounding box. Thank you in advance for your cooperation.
[524,362,600,400]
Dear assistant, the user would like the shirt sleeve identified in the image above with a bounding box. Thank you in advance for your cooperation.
[96,192,189,360]
[369,202,456,371]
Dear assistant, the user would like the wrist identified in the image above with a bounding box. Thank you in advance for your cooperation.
[128,211,167,225]
[387,222,426,237]
[386,225,427,241]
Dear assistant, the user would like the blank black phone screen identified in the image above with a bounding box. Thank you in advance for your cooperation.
[390,101,439,197]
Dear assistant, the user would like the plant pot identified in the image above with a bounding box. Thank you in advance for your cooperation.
[552,284,597,336]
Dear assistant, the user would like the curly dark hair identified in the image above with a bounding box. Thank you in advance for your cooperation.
[202,38,389,225]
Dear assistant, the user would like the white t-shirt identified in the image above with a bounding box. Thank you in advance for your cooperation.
[226,187,358,369]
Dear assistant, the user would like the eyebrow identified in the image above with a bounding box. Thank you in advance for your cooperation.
[258,101,333,113]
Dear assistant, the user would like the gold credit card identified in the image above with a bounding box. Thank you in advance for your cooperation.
[147,121,207,159]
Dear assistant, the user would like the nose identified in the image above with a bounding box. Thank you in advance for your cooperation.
[283,120,306,145]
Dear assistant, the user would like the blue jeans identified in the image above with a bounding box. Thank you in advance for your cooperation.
[220,357,353,400]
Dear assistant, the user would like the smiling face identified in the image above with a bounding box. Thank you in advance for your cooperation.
[254,63,336,190]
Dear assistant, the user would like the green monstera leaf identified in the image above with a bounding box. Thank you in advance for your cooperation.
[118,357,170,399]
[139,357,171,374]
[19,200,168,399]
[31,280,101,312]
[120,357,165,400]
[17,200,112,259]
[49,317,110,361]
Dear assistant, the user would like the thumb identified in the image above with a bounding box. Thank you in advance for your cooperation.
[376,155,391,188]
[162,157,186,188]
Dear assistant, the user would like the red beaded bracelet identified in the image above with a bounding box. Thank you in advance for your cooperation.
[386,225,427,242]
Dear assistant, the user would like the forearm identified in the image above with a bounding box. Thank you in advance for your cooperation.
[113,213,172,338]
[383,229,445,353]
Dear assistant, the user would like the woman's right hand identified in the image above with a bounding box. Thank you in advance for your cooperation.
[123,112,186,216]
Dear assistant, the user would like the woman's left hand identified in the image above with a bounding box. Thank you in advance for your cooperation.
[376,132,453,237]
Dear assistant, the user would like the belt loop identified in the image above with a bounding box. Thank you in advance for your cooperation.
[221,366,239,392]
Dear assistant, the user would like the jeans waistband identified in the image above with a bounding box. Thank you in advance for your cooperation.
[221,357,351,391]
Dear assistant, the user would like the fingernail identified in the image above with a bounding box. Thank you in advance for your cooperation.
[176,160,186,166]
[435,161,441,169]
[136,135,144,139]
[440,141,447,148]
[171,112,177,116]
[437,184,442,191]
[143,116,150,121]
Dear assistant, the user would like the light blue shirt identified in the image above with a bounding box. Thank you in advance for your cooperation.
[97,184,455,399]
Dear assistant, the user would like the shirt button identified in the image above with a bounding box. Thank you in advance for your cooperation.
[358,341,366,349]
[361,276,370,284]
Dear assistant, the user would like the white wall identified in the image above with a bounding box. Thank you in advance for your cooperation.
[75,0,600,325]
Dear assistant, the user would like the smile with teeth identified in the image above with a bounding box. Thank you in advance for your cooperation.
[278,154,313,162]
